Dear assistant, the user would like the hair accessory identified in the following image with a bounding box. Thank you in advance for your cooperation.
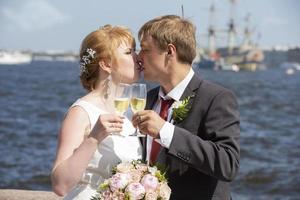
[80,48,96,74]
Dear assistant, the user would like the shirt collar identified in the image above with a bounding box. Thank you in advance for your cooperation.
[158,68,194,102]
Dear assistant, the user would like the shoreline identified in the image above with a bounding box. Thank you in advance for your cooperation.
[0,189,62,200]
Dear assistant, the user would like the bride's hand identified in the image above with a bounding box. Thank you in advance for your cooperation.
[89,114,124,143]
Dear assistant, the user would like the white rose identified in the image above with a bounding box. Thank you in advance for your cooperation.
[145,191,158,200]
[147,166,158,176]
[172,101,181,109]
[158,182,171,200]
[116,162,134,173]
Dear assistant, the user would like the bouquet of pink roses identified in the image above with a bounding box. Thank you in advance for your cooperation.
[91,160,171,200]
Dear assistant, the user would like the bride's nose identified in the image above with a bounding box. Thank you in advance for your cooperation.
[132,52,138,63]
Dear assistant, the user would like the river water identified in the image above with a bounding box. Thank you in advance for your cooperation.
[0,61,299,199]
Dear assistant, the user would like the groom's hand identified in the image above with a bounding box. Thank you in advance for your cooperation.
[132,110,165,138]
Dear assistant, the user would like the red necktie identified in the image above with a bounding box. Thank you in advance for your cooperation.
[149,98,174,164]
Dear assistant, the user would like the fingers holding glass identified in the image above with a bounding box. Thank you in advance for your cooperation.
[108,122,123,133]
[90,114,124,141]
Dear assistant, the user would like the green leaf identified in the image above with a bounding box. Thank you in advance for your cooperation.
[172,95,194,123]
[99,182,109,190]
[90,195,100,200]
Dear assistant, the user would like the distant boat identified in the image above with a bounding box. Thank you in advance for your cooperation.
[280,62,300,75]
[285,68,295,75]
[0,50,32,65]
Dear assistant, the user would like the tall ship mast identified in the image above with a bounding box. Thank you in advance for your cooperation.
[227,0,237,54]
[208,2,217,57]
[195,0,265,71]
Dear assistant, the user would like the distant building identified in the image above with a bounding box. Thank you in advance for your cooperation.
[287,47,300,63]
[263,47,300,68]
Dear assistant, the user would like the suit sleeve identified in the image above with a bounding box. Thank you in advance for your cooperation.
[167,90,240,182]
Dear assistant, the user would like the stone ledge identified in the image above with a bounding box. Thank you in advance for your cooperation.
[0,189,63,200]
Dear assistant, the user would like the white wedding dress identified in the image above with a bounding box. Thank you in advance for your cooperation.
[63,99,142,200]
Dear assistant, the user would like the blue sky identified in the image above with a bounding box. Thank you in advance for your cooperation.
[0,0,299,51]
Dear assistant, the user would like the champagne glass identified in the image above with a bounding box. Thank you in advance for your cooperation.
[130,83,147,137]
[114,83,131,115]
[112,83,131,136]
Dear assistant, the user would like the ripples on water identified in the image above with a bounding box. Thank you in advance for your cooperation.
[0,61,299,199]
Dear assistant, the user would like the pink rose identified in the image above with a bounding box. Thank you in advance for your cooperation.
[125,182,145,200]
[109,173,129,192]
[141,174,159,192]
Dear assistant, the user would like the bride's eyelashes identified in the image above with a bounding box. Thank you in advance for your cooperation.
[123,47,136,55]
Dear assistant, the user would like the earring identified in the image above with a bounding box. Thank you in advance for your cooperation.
[103,74,111,99]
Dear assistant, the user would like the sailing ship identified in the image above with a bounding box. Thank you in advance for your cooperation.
[193,0,265,71]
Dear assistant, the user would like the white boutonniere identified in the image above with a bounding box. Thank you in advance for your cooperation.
[172,95,194,124]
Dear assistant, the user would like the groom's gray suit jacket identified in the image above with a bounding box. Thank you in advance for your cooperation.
[142,74,240,200]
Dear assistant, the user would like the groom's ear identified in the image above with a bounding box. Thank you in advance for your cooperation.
[166,44,176,57]
[99,59,112,73]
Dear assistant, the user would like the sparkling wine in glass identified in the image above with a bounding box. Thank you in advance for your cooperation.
[130,83,147,137]
[114,83,131,115]
[114,98,130,114]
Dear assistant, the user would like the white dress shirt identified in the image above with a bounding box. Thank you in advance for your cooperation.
[146,68,195,161]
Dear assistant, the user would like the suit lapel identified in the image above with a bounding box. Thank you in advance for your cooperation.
[146,87,160,110]
[172,74,202,126]
[179,74,202,101]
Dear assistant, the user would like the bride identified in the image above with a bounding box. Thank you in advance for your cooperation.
[51,25,142,199]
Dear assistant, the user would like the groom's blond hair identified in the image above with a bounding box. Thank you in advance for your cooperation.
[138,15,196,65]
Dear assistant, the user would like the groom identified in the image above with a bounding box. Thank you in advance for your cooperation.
[132,15,240,200]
